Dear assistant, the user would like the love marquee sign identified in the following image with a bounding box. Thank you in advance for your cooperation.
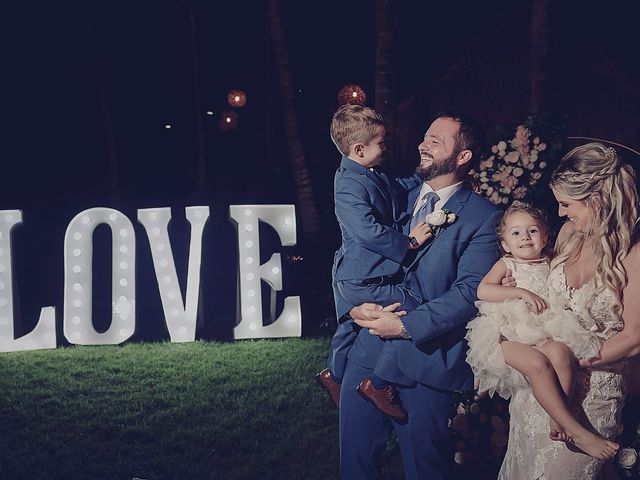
[0,205,301,353]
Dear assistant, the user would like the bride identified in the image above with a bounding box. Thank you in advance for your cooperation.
[499,142,640,479]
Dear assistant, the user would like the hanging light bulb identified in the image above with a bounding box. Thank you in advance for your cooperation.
[337,84,366,106]
[227,89,247,108]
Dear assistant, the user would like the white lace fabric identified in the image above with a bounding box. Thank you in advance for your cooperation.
[498,263,628,480]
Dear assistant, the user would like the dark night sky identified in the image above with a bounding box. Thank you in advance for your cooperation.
[5,1,639,204]
[2,0,639,339]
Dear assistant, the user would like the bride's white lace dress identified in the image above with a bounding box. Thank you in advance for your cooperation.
[498,263,628,479]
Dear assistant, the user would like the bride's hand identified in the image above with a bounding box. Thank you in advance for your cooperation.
[501,268,516,287]
[579,357,596,368]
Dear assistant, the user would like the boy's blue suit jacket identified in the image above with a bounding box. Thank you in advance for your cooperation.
[331,156,418,318]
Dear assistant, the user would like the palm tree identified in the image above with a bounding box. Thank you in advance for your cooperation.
[375,0,397,165]
[531,0,551,112]
[78,0,119,203]
[265,0,320,238]
[187,1,207,194]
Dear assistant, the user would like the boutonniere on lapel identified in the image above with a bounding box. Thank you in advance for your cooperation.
[425,208,457,231]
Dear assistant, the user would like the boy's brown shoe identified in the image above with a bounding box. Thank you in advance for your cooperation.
[357,377,407,423]
[315,368,341,408]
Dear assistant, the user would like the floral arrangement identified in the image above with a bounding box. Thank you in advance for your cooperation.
[613,397,640,477]
[473,115,565,207]
[449,390,510,475]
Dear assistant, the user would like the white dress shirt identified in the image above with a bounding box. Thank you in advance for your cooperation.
[412,181,464,215]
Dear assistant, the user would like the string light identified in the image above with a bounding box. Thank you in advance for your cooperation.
[227,89,247,108]
[218,111,239,131]
[337,84,366,106]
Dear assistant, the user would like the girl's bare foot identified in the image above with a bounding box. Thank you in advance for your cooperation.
[567,430,619,459]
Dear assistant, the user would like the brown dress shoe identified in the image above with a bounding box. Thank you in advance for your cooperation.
[315,368,341,408]
[357,377,407,422]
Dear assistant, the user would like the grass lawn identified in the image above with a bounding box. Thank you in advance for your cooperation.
[0,338,409,480]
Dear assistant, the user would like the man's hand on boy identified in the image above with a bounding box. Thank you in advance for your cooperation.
[350,303,408,338]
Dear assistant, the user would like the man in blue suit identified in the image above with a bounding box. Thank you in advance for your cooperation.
[340,112,502,480]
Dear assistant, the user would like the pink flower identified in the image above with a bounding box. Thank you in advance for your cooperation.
[500,175,518,190]
[480,159,494,169]
[505,151,520,163]
[513,186,527,199]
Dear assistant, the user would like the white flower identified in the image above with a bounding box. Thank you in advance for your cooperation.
[497,141,507,151]
[447,213,457,223]
[616,448,638,469]
[426,209,448,226]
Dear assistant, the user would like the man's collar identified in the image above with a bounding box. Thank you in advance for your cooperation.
[420,181,464,205]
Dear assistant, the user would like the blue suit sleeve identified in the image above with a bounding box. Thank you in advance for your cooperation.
[390,174,421,192]
[335,176,409,264]
[402,210,501,345]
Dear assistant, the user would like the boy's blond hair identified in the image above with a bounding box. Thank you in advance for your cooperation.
[330,104,384,157]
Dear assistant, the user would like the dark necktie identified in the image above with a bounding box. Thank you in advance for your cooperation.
[410,192,439,229]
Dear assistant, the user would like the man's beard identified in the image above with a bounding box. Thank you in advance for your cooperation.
[415,150,460,181]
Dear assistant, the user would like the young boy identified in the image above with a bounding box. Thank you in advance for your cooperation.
[316,104,431,421]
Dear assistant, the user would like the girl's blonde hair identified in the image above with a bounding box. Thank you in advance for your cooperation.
[496,201,550,255]
[550,142,639,316]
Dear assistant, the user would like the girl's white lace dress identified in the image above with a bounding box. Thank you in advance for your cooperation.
[498,263,627,479]
[466,257,601,400]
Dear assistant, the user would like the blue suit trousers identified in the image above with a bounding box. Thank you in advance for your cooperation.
[339,362,454,480]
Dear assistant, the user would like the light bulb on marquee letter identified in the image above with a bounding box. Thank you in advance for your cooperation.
[63,208,136,345]
[0,210,56,353]
[138,206,209,342]
[229,205,301,339]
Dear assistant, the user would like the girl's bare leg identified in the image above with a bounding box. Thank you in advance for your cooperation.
[500,340,619,459]
[535,340,575,441]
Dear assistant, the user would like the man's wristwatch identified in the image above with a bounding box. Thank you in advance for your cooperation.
[400,321,411,339]
[408,236,420,249]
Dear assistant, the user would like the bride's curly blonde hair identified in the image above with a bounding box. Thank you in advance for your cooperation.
[550,142,639,316]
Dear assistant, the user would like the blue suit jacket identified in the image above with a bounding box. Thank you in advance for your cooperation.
[348,185,501,391]
[331,156,419,318]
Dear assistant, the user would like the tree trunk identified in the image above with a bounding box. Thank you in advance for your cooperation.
[79,0,119,203]
[375,0,396,164]
[188,5,207,194]
[265,0,320,237]
[531,0,551,112]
